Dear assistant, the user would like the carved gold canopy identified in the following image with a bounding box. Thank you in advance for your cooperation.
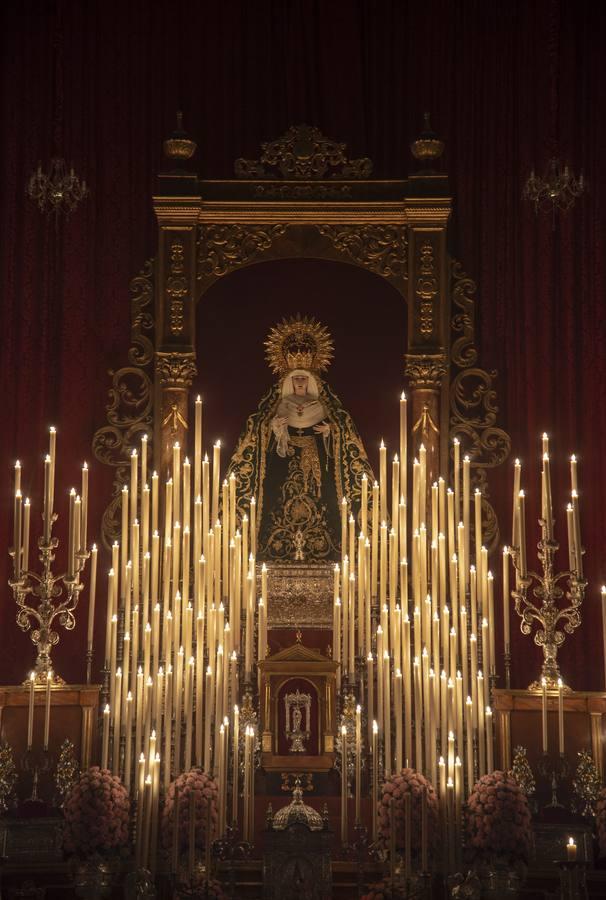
[93,124,510,550]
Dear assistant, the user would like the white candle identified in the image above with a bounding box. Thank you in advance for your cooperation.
[101,704,110,769]
[130,448,138,526]
[21,496,30,572]
[27,671,35,750]
[394,670,403,773]
[477,673,485,775]
[542,451,554,540]
[341,724,348,844]
[355,704,362,823]
[151,471,159,535]
[43,454,52,542]
[400,392,407,501]
[379,440,387,523]
[48,426,56,521]
[502,547,510,654]
[232,705,240,825]
[14,460,21,499]
[194,396,203,500]
[485,706,494,772]
[558,677,565,754]
[572,489,583,577]
[361,474,368,543]
[541,678,549,753]
[567,504,576,571]
[518,491,527,577]
[13,490,23,579]
[511,459,521,548]
[212,441,221,528]
[245,498,254,562]
[371,481,379,598]
[43,670,52,750]
[453,438,460,523]
[366,652,374,744]
[463,455,470,587]
[81,462,89,553]
[372,720,378,842]
[465,696,474,796]
[87,544,98,659]
[185,657,194,770]
[124,692,133,790]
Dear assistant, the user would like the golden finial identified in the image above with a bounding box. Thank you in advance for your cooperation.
[410,112,445,163]
[163,111,197,161]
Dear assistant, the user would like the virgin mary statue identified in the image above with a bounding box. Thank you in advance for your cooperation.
[227,315,374,563]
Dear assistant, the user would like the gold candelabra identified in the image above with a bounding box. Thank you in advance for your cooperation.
[509,437,586,690]
[8,430,90,682]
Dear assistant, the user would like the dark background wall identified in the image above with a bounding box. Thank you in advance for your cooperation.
[1,0,605,689]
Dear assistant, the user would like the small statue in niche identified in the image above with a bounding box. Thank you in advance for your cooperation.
[285,689,311,753]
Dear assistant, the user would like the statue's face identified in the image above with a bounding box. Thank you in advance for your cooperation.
[292,374,309,396]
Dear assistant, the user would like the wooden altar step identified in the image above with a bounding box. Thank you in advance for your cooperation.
[211,865,606,899]
[1,857,605,898]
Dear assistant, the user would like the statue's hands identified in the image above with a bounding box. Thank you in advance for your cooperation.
[272,416,289,445]
[313,421,330,436]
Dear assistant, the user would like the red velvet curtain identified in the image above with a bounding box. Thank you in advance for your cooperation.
[1,0,605,689]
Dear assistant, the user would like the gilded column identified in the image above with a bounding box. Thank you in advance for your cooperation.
[153,117,201,477]
[403,118,452,485]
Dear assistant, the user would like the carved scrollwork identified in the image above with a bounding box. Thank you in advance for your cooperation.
[252,182,352,200]
[451,259,477,368]
[127,259,155,368]
[166,239,188,335]
[449,259,511,552]
[235,124,372,180]
[155,351,197,386]
[404,352,448,389]
[416,239,438,336]
[92,260,155,546]
[317,224,407,280]
[197,224,287,281]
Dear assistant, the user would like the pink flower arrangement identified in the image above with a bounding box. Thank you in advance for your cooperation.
[596,787,606,857]
[62,767,130,857]
[161,767,219,853]
[465,771,532,865]
[361,881,400,900]
[377,768,439,859]
[193,878,228,900]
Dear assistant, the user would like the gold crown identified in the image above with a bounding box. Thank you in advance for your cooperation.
[265,315,334,376]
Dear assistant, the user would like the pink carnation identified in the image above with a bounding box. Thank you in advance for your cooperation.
[161,767,218,854]
[377,768,438,863]
[361,880,400,900]
[465,771,532,865]
[63,767,130,857]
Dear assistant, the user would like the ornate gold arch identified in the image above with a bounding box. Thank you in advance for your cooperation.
[92,124,509,550]
[195,223,408,298]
